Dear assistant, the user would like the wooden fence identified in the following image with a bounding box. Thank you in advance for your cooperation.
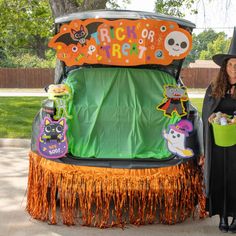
[180,67,219,88]
[0,67,220,88]
[0,68,54,88]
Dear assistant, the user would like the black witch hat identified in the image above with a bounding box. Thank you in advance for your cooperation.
[212,27,236,66]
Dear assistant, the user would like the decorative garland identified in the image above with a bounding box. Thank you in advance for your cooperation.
[27,151,206,228]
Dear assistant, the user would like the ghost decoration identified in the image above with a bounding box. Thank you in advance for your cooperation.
[164,31,189,57]
[163,119,194,158]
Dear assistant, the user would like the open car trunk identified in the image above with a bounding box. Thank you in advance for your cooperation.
[31,67,201,168]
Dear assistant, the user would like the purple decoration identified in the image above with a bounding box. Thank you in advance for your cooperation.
[37,117,68,159]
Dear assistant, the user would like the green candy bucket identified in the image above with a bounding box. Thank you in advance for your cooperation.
[212,123,236,147]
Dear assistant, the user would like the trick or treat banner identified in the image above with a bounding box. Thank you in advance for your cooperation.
[49,19,192,66]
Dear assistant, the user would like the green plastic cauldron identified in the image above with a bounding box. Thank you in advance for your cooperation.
[212,123,236,147]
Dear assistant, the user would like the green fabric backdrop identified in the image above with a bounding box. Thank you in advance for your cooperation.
[66,68,180,159]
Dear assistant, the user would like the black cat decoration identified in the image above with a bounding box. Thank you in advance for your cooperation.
[37,117,68,159]
[55,22,103,47]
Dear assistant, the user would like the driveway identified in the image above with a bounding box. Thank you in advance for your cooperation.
[0,146,223,236]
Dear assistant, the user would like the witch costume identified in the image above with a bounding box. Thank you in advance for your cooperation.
[202,27,236,231]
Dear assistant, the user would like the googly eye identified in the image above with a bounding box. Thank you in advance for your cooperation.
[72,46,78,53]
[139,39,143,44]
[160,26,167,32]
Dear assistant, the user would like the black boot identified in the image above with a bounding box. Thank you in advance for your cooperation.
[219,216,229,233]
[229,217,236,233]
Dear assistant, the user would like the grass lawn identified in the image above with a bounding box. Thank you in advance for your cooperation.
[0,97,204,139]
[190,98,203,115]
[0,97,45,138]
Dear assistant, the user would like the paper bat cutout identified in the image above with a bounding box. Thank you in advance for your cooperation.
[55,22,103,47]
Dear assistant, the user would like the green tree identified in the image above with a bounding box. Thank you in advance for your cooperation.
[0,0,53,60]
[0,0,130,68]
[199,34,231,60]
[155,0,197,17]
[184,29,224,66]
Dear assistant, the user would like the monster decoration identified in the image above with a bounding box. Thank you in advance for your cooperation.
[37,117,68,159]
[48,19,192,66]
[156,85,189,118]
[163,119,194,158]
[47,84,72,120]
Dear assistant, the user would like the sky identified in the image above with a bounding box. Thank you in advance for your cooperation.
[117,0,236,37]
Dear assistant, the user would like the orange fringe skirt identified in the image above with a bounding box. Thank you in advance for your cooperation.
[26,151,206,228]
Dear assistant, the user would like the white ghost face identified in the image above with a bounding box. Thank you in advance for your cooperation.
[168,128,185,146]
[164,31,189,57]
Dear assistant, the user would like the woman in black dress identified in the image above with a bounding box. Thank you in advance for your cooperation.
[202,27,236,233]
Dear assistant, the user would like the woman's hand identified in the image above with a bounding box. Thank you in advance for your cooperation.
[208,113,216,123]
[198,155,205,168]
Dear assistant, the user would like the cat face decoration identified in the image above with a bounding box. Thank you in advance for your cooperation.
[37,117,68,159]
